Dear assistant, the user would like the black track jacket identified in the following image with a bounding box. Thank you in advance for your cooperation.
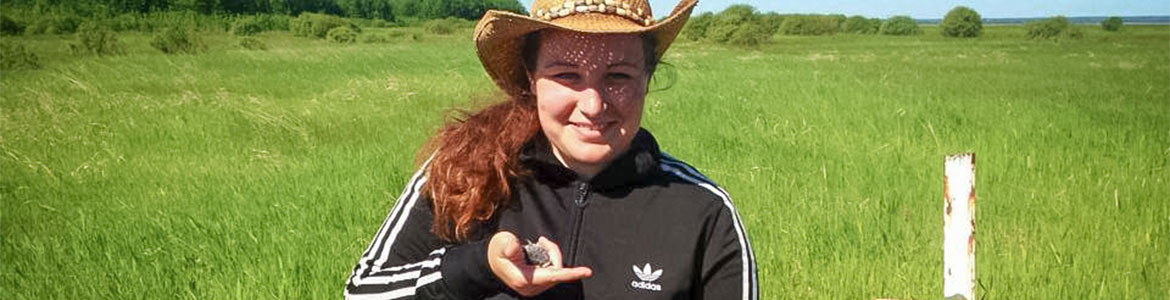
[345,130,757,299]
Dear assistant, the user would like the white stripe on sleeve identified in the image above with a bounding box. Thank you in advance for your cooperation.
[660,154,758,300]
[354,163,430,277]
[347,157,450,299]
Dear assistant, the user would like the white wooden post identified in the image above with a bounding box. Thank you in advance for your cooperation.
[944,153,976,300]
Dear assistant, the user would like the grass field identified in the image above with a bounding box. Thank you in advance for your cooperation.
[2,25,1168,299]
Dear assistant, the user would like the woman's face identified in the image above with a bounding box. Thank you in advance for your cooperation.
[530,30,649,178]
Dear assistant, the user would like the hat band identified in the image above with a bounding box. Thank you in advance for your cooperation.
[532,0,655,26]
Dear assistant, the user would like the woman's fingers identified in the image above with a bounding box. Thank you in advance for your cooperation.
[533,266,593,285]
[526,237,592,286]
[488,232,526,285]
[536,236,563,267]
[488,232,592,297]
[496,232,523,261]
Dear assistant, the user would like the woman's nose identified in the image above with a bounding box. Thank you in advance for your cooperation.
[577,87,605,117]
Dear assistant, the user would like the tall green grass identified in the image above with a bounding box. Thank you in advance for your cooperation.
[2,26,1167,298]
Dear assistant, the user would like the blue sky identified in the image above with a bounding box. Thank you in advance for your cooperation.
[528,1,1170,19]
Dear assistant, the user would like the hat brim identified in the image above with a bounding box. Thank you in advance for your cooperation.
[473,0,697,98]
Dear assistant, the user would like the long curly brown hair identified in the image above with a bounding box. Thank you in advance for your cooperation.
[421,32,659,241]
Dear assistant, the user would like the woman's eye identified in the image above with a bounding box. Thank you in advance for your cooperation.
[553,73,580,80]
[607,73,632,80]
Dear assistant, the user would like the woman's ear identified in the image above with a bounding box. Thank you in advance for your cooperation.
[526,70,537,95]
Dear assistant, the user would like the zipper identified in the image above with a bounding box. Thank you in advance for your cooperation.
[566,181,590,265]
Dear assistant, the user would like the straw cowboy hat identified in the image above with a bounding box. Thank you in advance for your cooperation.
[474,0,699,97]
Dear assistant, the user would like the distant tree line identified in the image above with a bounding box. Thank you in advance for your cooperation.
[681,4,930,46]
[678,4,1129,46]
[1,0,526,21]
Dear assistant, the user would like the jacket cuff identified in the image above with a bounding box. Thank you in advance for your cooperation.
[439,238,501,298]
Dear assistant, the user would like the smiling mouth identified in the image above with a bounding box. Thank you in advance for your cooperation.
[571,121,614,140]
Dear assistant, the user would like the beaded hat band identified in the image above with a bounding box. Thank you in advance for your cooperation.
[473,0,698,97]
[532,0,655,26]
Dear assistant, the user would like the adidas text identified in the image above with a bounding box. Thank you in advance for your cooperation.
[631,280,662,291]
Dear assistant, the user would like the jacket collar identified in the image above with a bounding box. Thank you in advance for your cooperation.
[519,128,661,190]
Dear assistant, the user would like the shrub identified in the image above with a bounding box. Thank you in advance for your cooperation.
[57,15,85,34]
[312,16,355,38]
[681,12,714,41]
[2,15,26,36]
[96,11,242,33]
[757,13,787,36]
[230,17,263,36]
[70,22,125,56]
[289,15,308,36]
[779,15,843,36]
[106,14,143,32]
[880,16,920,35]
[1026,16,1068,39]
[291,13,355,38]
[238,37,268,50]
[727,22,769,46]
[703,21,737,43]
[150,27,206,54]
[1101,16,1123,32]
[705,4,757,43]
[718,4,758,22]
[841,16,880,34]
[423,18,457,35]
[1026,16,1083,40]
[24,21,45,34]
[327,26,358,43]
[104,11,207,33]
[254,14,290,31]
[703,5,772,45]
[25,14,84,35]
[941,6,982,37]
[0,41,40,70]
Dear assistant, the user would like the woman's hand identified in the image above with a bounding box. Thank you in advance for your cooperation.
[487,231,593,297]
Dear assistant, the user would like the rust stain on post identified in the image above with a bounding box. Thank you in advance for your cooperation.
[944,153,975,300]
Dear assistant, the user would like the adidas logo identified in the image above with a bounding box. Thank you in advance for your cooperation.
[631,263,663,291]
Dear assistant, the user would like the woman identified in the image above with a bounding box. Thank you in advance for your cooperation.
[345,0,756,299]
